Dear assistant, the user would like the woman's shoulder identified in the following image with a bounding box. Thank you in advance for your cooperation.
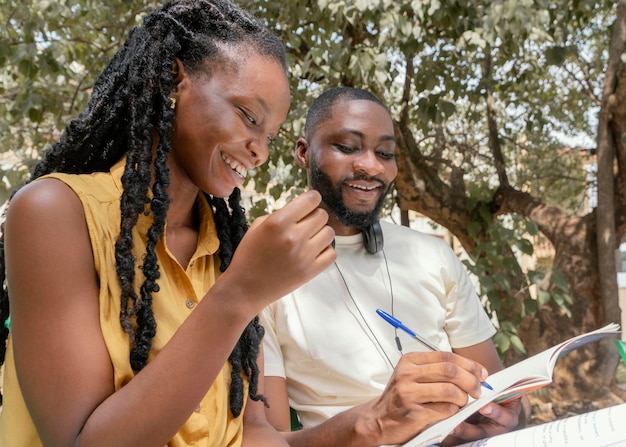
[7,173,120,236]
[9,177,84,220]
[41,170,121,203]
[5,179,91,256]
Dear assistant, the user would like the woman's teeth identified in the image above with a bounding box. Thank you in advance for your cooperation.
[221,153,247,179]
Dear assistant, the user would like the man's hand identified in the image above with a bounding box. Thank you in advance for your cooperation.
[441,396,530,446]
[352,351,489,446]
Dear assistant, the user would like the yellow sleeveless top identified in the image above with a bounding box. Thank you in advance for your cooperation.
[0,157,246,446]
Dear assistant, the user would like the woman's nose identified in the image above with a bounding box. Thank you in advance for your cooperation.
[246,138,270,167]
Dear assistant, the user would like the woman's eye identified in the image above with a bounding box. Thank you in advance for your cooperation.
[240,108,257,125]
[378,151,395,160]
[245,113,257,125]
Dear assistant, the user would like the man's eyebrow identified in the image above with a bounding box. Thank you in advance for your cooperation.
[379,135,396,143]
[337,128,396,143]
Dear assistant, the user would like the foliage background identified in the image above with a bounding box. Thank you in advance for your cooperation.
[2,0,626,405]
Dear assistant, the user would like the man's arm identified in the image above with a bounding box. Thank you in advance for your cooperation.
[242,350,290,447]
[263,376,292,431]
[265,375,372,447]
[454,340,503,374]
[265,351,489,447]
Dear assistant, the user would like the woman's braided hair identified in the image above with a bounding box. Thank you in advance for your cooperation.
[0,0,286,417]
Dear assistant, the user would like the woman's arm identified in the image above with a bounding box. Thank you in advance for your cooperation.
[7,180,333,447]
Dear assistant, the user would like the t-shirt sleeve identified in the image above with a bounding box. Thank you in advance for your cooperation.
[259,303,287,378]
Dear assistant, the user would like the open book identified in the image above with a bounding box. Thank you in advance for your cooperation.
[399,323,621,447]
[456,402,626,447]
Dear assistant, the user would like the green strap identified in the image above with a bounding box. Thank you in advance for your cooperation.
[290,407,302,431]
[617,339,626,365]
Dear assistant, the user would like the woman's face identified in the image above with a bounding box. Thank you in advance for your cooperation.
[168,49,291,199]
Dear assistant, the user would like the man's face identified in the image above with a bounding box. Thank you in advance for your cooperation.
[302,99,397,230]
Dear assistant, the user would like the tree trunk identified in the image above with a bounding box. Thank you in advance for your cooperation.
[593,0,626,391]
[390,2,626,404]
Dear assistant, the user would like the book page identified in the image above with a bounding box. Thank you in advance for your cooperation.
[398,323,621,447]
[398,349,565,447]
[456,403,626,447]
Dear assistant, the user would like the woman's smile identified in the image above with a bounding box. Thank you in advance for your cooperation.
[221,151,248,179]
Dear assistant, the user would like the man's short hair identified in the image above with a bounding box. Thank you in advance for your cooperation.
[304,87,389,139]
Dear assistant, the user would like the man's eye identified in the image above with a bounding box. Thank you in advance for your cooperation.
[334,144,357,153]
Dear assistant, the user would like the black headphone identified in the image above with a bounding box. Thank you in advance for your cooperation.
[330,220,384,254]
[362,220,383,254]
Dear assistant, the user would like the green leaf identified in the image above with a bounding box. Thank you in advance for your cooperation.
[551,270,569,291]
[516,238,534,255]
[545,46,566,65]
[269,184,284,201]
[524,220,539,236]
[523,298,538,315]
[439,99,456,118]
[509,334,527,354]
[18,59,39,78]
[28,107,42,123]
[527,270,545,284]
[538,290,551,305]
[493,332,511,353]
[468,221,482,239]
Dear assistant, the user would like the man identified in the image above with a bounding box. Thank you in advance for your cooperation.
[261,87,528,447]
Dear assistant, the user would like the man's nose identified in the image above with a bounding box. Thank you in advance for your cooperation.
[353,150,384,176]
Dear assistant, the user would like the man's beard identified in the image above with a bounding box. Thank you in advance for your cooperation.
[309,154,390,229]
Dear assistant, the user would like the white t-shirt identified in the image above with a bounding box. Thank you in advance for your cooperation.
[261,220,496,428]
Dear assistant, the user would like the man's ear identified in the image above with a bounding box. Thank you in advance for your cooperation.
[295,137,310,168]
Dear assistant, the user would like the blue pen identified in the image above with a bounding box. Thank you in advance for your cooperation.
[376,309,493,390]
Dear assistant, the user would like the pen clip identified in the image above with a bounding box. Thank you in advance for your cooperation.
[376,308,440,351]
[376,309,417,337]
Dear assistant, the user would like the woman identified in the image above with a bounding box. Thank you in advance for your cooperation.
[0,1,335,445]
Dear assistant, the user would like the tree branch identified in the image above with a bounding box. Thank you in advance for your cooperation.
[492,185,570,246]
[483,46,510,188]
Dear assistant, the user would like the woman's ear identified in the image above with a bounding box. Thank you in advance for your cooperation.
[295,137,310,168]
[171,58,185,86]
[168,59,188,109]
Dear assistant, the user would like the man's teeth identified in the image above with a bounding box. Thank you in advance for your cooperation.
[349,183,377,191]
[221,154,247,178]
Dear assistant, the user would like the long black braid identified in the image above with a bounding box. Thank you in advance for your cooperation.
[0,0,286,416]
